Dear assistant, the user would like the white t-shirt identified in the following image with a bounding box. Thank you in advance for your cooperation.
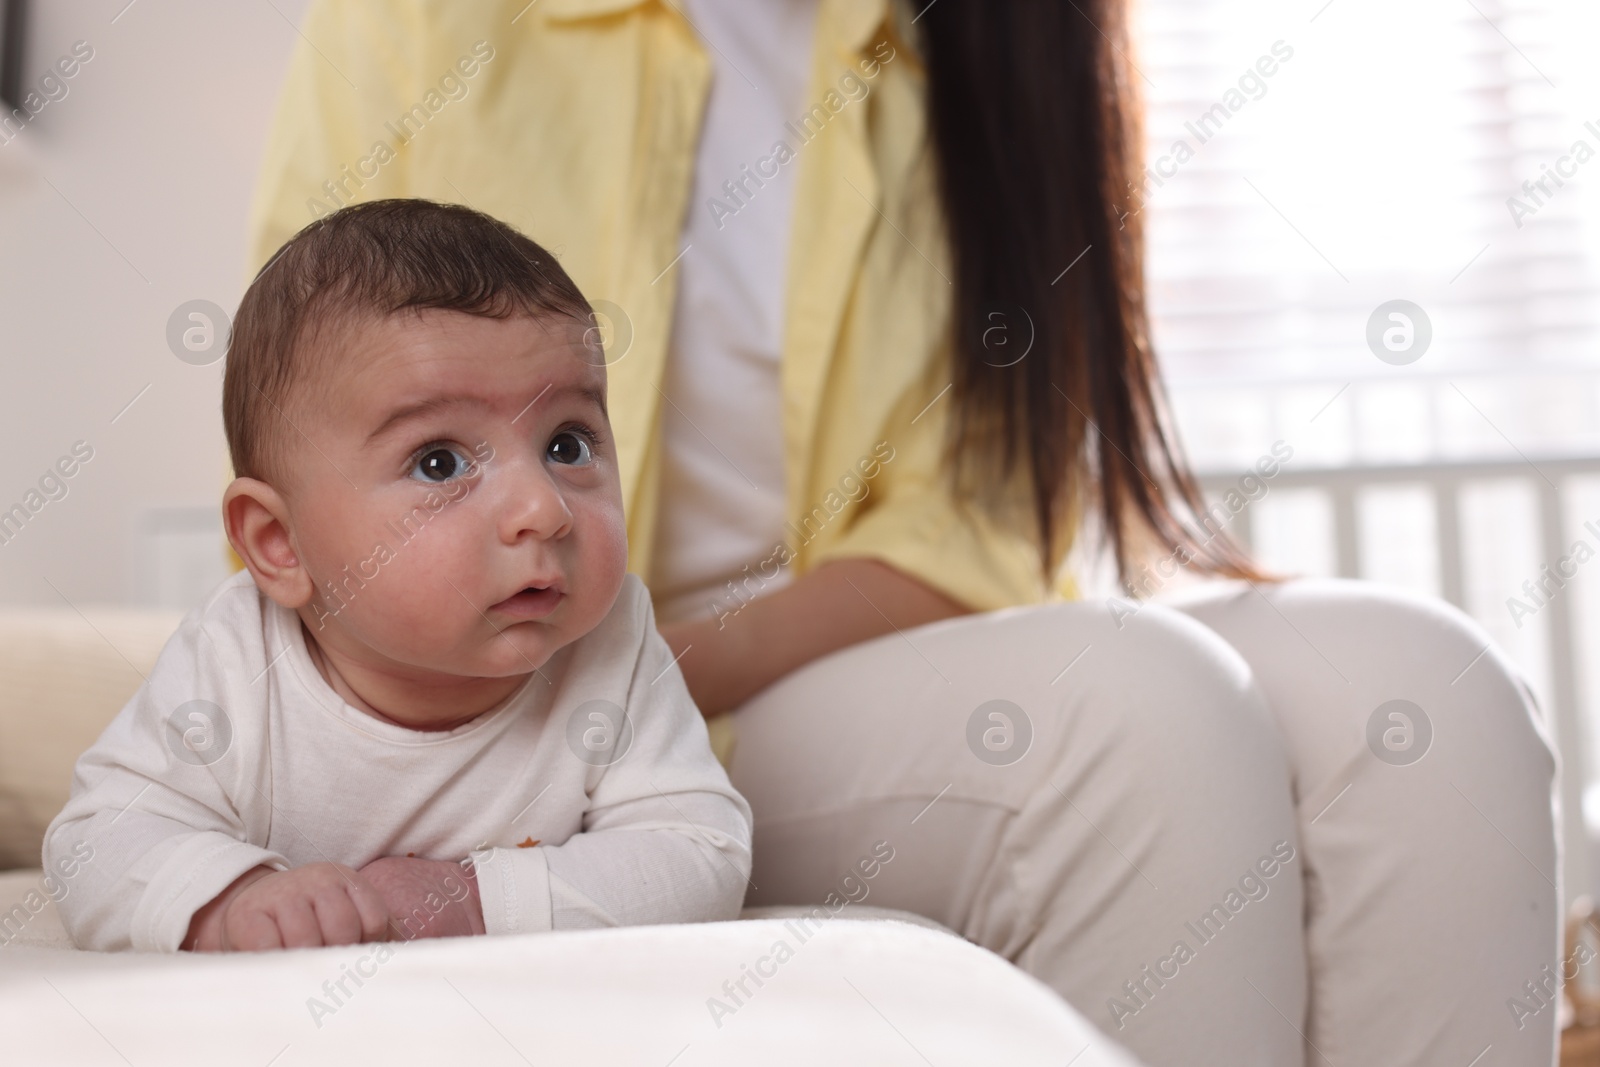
[647,0,820,626]
[42,569,752,952]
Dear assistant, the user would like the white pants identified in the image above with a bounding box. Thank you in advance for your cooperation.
[724,578,1561,1066]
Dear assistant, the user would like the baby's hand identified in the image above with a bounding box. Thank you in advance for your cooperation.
[183,863,392,952]
[359,855,485,941]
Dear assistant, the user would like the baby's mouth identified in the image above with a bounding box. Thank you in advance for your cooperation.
[489,584,565,621]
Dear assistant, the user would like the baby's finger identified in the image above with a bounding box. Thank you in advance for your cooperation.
[272,895,324,949]
[223,904,283,952]
[345,876,393,943]
[311,884,364,946]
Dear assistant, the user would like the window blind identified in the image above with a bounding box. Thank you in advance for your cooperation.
[1134,0,1600,470]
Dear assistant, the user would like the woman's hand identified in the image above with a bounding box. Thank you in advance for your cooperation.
[659,558,973,717]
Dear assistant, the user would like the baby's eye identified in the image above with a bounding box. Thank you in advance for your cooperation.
[548,429,594,466]
[409,445,476,483]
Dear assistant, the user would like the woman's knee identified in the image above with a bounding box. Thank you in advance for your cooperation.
[1053,597,1286,775]
[911,599,1301,903]
[1167,577,1556,780]
[728,595,1295,817]
[1170,576,1519,687]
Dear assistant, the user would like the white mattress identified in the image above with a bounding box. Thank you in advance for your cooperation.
[0,869,1144,1065]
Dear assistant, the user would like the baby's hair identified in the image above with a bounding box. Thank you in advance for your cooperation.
[223,198,593,489]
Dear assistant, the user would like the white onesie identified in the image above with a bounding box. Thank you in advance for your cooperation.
[42,569,753,952]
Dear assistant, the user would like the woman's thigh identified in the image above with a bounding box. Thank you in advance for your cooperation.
[1158,577,1560,1067]
[725,597,1307,1067]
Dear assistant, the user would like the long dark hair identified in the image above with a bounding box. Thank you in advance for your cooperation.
[919,0,1266,591]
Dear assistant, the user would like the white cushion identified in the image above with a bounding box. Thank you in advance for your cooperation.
[0,865,1142,1065]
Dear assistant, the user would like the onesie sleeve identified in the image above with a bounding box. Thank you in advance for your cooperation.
[41,609,288,952]
[469,579,753,934]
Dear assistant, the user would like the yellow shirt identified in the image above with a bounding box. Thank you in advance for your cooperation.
[234,0,1078,618]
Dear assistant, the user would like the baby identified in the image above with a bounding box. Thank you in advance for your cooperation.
[43,199,753,952]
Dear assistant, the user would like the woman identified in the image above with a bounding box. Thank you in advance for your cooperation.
[244,1,1558,1063]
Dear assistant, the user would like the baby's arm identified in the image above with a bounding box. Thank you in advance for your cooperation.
[469,599,754,934]
[43,620,306,951]
[45,752,291,950]
[480,788,751,932]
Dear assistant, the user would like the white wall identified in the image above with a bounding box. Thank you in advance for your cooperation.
[0,0,308,609]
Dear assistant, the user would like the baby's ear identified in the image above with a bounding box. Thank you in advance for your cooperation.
[222,477,313,609]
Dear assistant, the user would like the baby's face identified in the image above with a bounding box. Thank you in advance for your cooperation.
[280,308,627,685]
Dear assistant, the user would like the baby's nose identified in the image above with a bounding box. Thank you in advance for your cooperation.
[498,459,574,542]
